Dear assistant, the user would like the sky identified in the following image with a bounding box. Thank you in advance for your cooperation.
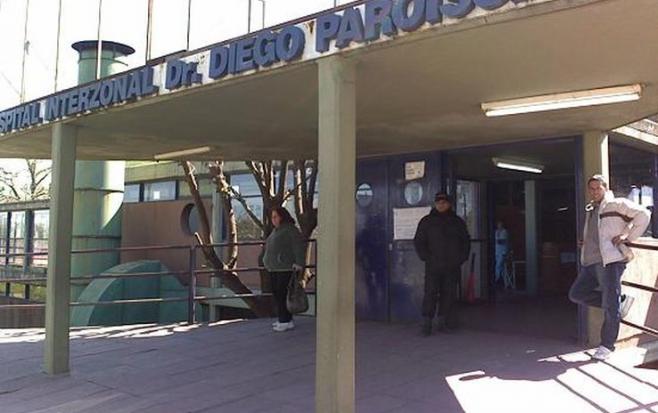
[0,0,344,175]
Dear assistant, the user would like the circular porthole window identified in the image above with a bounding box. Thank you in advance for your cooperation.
[181,203,200,236]
[355,183,374,207]
[404,181,424,206]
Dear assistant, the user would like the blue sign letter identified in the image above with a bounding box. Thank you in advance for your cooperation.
[235,37,256,73]
[276,26,305,61]
[392,0,426,32]
[425,0,443,24]
[336,8,365,49]
[254,31,278,67]
[441,0,474,18]
[141,67,158,95]
[474,0,508,10]
[316,13,341,52]
[166,60,183,89]
[209,46,229,79]
[364,0,396,42]
[100,80,114,106]
[112,75,128,104]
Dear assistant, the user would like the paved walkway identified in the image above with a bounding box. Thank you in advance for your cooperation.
[1,318,657,413]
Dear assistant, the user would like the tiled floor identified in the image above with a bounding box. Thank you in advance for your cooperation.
[1,318,657,413]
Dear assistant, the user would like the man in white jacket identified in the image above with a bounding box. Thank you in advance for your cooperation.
[569,175,651,360]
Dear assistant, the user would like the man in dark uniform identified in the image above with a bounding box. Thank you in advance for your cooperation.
[414,192,471,336]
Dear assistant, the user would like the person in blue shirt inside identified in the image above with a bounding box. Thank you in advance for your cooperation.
[494,220,510,288]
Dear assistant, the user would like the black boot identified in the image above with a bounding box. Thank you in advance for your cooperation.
[421,318,432,337]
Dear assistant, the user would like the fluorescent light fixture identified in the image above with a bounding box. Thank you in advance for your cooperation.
[482,84,642,117]
[492,157,544,174]
[154,146,212,160]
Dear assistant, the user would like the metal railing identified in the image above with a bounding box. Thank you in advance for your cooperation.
[621,242,658,338]
[0,239,317,324]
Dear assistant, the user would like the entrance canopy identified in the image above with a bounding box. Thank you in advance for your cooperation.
[0,0,657,160]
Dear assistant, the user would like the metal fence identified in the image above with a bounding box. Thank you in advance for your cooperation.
[0,239,317,324]
[622,242,658,338]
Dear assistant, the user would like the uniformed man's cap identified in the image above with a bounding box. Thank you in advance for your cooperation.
[434,192,453,204]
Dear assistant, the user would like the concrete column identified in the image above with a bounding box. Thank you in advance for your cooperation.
[316,55,356,413]
[524,180,538,295]
[581,131,609,345]
[583,131,609,180]
[44,123,77,375]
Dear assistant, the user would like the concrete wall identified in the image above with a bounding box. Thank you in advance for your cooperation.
[120,199,262,290]
[121,199,207,286]
[618,238,658,350]
[70,260,187,326]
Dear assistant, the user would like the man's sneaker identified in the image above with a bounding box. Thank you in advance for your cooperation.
[420,319,432,337]
[273,321,295,332]
[272,321,280,327]
[591,346,612,361]
[620,294,635,319]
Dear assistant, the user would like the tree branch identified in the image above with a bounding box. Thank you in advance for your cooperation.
[207,161,239,269]
[179,161,213,245]
[276,160,289,202]
[226,186,264,231]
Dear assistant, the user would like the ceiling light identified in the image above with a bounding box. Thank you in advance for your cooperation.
[154,146,212,160]
[492,157,544,174]
[482,84,642,117]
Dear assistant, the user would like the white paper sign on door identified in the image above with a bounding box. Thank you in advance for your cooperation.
[404,161,425,181]
[393,207,429,240]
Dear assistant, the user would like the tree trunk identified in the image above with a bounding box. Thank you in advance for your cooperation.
[180,161,272,317]
[292,160,319,284]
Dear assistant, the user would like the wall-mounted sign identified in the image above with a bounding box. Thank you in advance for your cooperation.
[393,206,429,240]
[0,0,528,135]
[405,161,425,180]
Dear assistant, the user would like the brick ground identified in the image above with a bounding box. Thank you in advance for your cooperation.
[1,318,656,413]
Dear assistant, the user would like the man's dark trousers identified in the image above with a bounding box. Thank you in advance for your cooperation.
[422,266,459,327]
[568,262,625,351]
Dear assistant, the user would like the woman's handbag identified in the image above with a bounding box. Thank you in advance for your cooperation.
[286,270,309,314]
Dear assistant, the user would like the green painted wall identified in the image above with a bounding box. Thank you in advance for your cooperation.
[71,260,187,326]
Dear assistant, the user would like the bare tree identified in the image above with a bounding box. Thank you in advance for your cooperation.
[292,160,318,283]
[240,160,293,293]
[179,161,271,317]
[0,160,51,203]
[244,160,290,236]
[178,159,319,316]
[292,160,318,239]
[221,160,319,285]
[207,161,239,269]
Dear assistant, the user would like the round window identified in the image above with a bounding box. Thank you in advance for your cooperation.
[404,181,424,205]
[181,203,200,236]
[355,183,374,207]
